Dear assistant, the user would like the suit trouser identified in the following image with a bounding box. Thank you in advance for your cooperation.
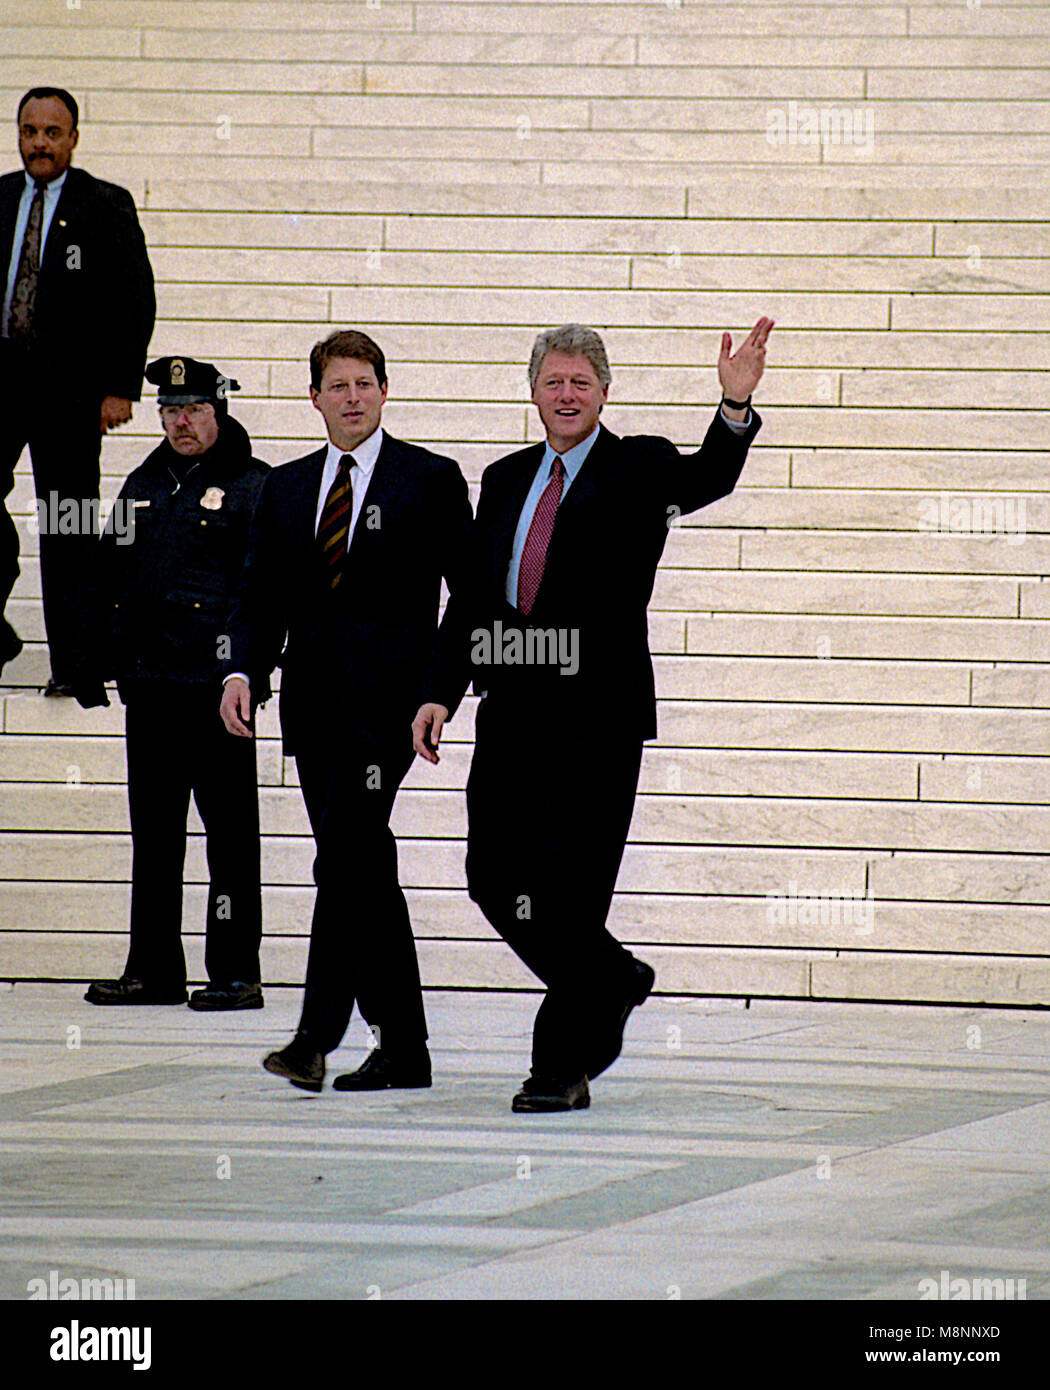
[0,343,104,682]
[294,729,427,1056]
[464,695,645,1079]
[123,685,263,987]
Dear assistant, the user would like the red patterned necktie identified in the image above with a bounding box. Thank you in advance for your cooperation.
[317,453,354,589]
[517,455,564,616]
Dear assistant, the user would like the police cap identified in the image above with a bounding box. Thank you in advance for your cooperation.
[146,355,241,406]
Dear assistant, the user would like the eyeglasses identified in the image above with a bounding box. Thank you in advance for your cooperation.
[160,404,213,423]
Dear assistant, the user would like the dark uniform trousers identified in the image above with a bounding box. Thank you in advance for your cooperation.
[0,347,104,682]
[294,727,427,1057]
[464,695,646,1080]
[123,683,262,988]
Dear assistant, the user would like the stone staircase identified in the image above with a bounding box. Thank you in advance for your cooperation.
[1,0,1047,1003]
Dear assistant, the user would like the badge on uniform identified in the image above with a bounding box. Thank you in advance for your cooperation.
[200,487,225,511]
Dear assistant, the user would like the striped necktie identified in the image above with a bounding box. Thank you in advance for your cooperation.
[8,180,47,341]
[317,452,354,589]
[517,456,564,616]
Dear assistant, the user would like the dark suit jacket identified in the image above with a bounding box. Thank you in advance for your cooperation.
[0,165,155,401]
[425,408,761,741]
[226,432,472,755]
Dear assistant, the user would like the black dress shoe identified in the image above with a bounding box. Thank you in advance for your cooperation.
[511,1074,590,1113]
[44,677,110,708]
[84,977,188,1006]
[263,1036,325,1092]
[73,681,110,710]
[585,958,657,1080]
[188,981,264,1012]
[332,1047,432,1091]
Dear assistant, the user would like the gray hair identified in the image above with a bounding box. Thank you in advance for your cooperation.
[528,324,612,391]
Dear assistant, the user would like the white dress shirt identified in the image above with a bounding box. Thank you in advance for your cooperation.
[2,169,67,337]
[224,427,384,688]
[314,425,383,538]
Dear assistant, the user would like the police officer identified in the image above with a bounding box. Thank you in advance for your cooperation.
[86,356,270,1010]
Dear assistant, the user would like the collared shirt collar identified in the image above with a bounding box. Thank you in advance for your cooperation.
[25,169,67,198]
[324,424,383,477]
[541,422,600,484]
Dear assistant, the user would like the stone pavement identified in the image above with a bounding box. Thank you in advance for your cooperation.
[1,983,1048,1302]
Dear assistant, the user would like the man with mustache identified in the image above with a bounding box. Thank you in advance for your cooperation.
[0,87,155,705]
[86,356,269,1010]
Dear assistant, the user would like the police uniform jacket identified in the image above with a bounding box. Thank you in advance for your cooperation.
[101,415,269,698]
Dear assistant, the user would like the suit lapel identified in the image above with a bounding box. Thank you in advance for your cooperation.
[0,173,24,284]
[494,444,545,579]
[291,446,326,552]
[336,432,413,591]
[39,167,81,278]
[518,425,619,613]
[551,423,616,533]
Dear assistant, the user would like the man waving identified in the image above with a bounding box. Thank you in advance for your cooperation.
[414,318,773,1113]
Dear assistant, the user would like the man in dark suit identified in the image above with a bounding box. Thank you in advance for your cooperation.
[413,319,774,1113]
[0,87,155,704]
[221,329,471,1093]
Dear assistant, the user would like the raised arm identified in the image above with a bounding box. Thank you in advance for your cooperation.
[658,316,775,516]
[718,315,774,421]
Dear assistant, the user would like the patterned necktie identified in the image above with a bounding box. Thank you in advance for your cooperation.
[317,453,355,589]
[8,180,47,341]
[517,456,564,616]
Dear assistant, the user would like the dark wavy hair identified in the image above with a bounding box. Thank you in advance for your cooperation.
[18,87,79,130]
[310,329,387,391]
